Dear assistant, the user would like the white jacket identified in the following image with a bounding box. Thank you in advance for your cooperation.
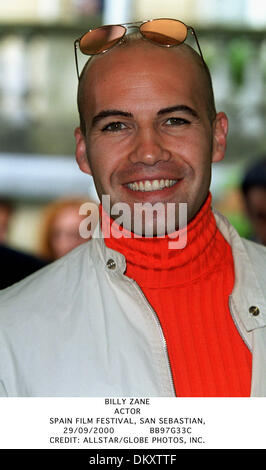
[0,210,266,397]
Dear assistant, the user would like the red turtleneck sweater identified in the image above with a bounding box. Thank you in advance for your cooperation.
[103,194,252,396]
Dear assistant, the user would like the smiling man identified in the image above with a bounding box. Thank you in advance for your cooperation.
[0,22,266,397]
[75,38,226,234]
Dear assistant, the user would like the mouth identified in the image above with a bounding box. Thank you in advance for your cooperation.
[126,179,178,192]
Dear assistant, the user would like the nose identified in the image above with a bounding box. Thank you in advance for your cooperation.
[128,128,171,165]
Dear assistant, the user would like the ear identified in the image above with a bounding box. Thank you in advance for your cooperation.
[212,112,228,163]
[74,127,92,175]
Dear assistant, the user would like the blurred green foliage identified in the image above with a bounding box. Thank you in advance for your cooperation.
[228,39,253,87]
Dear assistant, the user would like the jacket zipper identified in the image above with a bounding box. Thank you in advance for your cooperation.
[129,278,176,396]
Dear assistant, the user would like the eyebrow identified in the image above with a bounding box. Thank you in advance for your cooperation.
[91,104,199,127]
[91,110,133,127]
[157,105,199,118]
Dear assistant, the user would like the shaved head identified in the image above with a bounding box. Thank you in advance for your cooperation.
[77,33,216,136]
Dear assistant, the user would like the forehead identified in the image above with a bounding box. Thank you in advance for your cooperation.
[82,43,207,115]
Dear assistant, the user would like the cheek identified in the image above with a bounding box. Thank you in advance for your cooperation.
[87,137,126,184]
[87,140,106,181]
[87,151,116,197]
[170,133,212,169]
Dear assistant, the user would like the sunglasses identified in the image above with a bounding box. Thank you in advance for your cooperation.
[74,18,205,79]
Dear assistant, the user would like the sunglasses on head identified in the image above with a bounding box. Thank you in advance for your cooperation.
[74,18,205,79]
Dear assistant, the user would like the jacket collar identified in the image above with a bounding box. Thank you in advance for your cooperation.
[214,210,266,332]
[91,228,127,275]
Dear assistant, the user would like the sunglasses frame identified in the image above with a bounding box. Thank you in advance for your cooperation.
[74,18,205,80]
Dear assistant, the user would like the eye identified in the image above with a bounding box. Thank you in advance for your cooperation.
[101,121,127,132]
[164,117,190,126]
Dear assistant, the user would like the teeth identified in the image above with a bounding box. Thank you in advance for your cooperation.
[127,179,177,192]
[151,180,160,190]
[144,180,152,191]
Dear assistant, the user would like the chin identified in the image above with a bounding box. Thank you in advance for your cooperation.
[132,213,177,238]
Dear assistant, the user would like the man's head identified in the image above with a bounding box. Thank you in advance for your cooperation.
[241,158,266,245]
[75,33,228,234]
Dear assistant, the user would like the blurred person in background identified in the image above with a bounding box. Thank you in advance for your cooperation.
[0,20,266,398]
[0,196,13,244]
[37,197,98,261]
[0,196,47,289]
[241,158,266,246]
[0,243,47,290]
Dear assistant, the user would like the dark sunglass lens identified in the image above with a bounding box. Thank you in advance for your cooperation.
[140,19,187,46]
[80,25,126,54]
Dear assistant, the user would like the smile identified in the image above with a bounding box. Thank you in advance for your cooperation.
[127,179,178,192]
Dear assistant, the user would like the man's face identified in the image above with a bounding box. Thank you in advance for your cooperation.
[75,43,228,234]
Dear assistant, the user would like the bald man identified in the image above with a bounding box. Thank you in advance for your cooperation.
[0,29,266,397]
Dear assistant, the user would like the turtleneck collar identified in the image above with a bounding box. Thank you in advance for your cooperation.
[102,193,229,288]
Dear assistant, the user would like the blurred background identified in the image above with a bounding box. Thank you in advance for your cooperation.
[0,0,266,259]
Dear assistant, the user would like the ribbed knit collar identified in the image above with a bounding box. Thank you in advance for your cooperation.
[103,193,230,288]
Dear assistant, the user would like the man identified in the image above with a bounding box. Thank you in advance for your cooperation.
[0,21,266,397]
[241,158,266,245]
